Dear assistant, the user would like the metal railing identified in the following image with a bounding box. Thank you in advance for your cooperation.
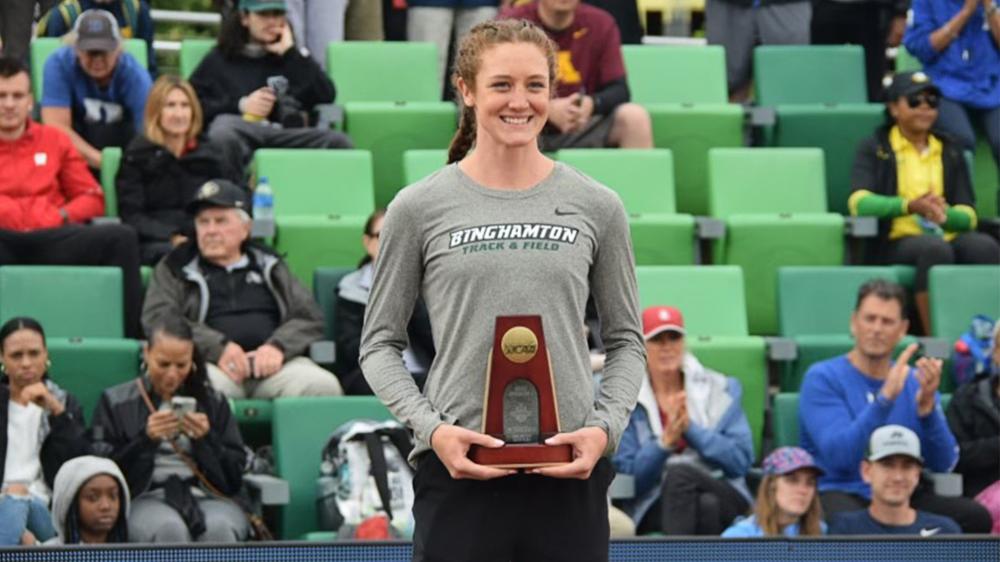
[149,9,220,53]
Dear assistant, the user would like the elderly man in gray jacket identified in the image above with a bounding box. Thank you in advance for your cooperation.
[142,179,342,398]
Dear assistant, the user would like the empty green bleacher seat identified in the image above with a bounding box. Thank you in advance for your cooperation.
[929,266,1000,343]
[327,42,440,104]
[556,149,695,265]
[753,45,868,106]
[0,266,123,338]
[47,337,141,424]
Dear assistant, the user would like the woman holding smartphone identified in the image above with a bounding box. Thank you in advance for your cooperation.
[91,317,249,543]
[361,19,644,562]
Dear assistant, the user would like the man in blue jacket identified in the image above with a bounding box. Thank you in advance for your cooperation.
[799,278,991,532]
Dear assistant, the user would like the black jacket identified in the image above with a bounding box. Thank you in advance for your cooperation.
[0,380,89,489]
[945,376,1000,498]
[116,135,231,245]
[90,376,246,498]
[850,125,975,264]
[189,46,336,127]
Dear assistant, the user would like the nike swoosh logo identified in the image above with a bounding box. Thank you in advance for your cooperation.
[554,208,578,216]
[919,527,940,537]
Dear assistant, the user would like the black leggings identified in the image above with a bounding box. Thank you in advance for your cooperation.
[640,463,750,536]
[887,232,1000,292]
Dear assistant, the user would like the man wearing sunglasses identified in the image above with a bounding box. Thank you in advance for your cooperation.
[848,71,1000,335]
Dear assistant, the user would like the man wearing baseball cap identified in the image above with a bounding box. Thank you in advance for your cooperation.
[143,179,343,399]
[40,9,152,171]
[613,305,755,535]
[830,425,961,535]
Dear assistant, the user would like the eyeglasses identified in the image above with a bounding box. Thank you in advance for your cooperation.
[905,92,940,109]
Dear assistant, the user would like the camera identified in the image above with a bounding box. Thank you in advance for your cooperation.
[266,75,306,128]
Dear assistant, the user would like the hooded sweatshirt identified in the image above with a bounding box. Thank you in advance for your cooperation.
[46,455,130,545]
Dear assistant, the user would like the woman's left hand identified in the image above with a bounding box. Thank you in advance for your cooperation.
[529,426,608,479]
[182,412,211,440]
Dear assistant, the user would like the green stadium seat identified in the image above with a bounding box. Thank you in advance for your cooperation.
[556,149,695,265]
[313,267,356,339]
[229,398,273,438]
[403,149,449,186]
[622,45,728,104]
[0,266,123,338]
[895,46,922,72]
[708,148,845,335]
[973,137,999,219]
[327,42,440,104]
[47,337,141,424]
[753,45,868,106]
[929,266,1000,343]
[253,149,375,287]
[100,146,122,216]
[636,265,748,337]
[180,38,214,79]
[773,392,799,448]
[272,396,393,540]
[31,37,147,100]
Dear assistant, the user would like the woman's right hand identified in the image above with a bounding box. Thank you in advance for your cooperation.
[146,410,180,441]
[429,424,516,480]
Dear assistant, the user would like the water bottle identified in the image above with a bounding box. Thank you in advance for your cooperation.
[253,176,274,221]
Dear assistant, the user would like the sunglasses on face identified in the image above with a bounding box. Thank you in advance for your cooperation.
[905,92,940,109]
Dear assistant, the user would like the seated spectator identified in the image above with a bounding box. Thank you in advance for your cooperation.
[722,447,827,537]
[91,318,250,543]
[848,71,1000,332]
[117,75,234,265]
[189,0,352,181]
[334,209,434,395]
[46,455,130,544]
[0,317,89,546]
[36,0,157,78]
[800,279,993,533]
[143,179,343,399]
[40,10,152,170]
[499,0,653,151]
[903,0,1000,169]
[0,55,143,338]
[830,424,961,535]
[613,306,753,535]
[408,0,499,94]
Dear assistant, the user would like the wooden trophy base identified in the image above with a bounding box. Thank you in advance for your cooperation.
[468,442,573,469]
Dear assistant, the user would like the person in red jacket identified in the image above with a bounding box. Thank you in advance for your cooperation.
[0,56,142,339]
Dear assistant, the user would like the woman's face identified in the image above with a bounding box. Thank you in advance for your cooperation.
[773,469,818,520]
[1,328,47,390]
[363,215,384,262]
[459,42,550,152]
[159,87,193,138]
[645,331,685,376]
[77,474,121,539]
[887,89,938,136]
[145,334,194,400]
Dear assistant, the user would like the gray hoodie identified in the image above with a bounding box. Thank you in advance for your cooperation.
[46,456,130,545]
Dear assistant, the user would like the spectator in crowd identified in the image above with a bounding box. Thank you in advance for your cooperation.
[848,71,1000,333]
[830,424,962,535]
[40,9,152,170]
[705,0,811,102]
[0,317,89,546]
[116,75,233,266]
[189,0,352,181]
[722,447,827,537]
[143,179,343,399]
[0,55,143,338]
[45,455,130,544]
[286,0,384,70]
[37,0,157,78]
[409,0,500,94]
[614,306,754,535]
[903,0,1000,169]
[0,0,59,60]
[811,0,909,101]
[91,317,249,543]
[334,209,434,395]
[799,279,993,533]
[500,0,653,150]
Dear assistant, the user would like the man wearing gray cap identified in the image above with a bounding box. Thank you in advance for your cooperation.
[143,179,343,399]
[40,9,151,170]
[830,425,961,535]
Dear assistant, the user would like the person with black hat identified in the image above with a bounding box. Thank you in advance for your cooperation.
[39,9,152,171]
[142,179,343,399]
[847,70,1000,334]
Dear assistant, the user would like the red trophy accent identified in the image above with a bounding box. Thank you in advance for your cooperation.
[468,315,573,468]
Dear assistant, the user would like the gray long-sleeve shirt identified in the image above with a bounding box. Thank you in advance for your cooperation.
[360,162,645,461]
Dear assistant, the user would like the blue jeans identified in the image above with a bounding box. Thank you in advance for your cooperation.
[0,494,56,545]
[935,97,1000,169]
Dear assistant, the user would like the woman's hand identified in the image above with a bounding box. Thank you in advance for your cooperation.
[146,410,181,441]
[429,424,515,480]
[530,426,608,479]
[20,382,64,416]
[182,412,211,440]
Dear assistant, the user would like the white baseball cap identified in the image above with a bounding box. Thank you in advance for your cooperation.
[868,424,923,464]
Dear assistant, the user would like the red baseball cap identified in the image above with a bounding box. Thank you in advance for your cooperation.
[642,306,686,340]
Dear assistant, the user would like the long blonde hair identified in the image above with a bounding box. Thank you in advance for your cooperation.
[754,473,824,536]
[143,75,203,146]
[447,19,558,164]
